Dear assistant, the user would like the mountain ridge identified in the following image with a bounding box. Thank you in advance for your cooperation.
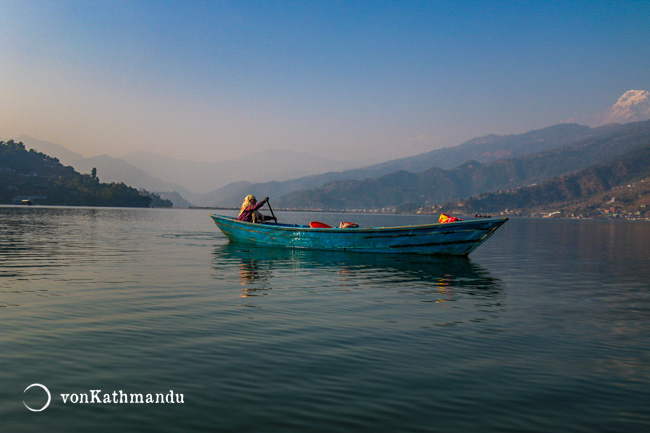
[434,144,650,219]
[17,136,197,207]
[14,89,650,210]
[273,120,650,211]
[201,122,624,207]
[17,135,362,205]
[119,149,360,194]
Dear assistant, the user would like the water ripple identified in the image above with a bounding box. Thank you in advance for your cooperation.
[1,209,649,432]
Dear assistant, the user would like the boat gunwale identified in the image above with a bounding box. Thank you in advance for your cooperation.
[209,214,509,233]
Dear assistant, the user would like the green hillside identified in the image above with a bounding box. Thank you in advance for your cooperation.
[0,140,154,207]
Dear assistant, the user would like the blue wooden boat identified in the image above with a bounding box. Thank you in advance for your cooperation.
[209,214,508,256]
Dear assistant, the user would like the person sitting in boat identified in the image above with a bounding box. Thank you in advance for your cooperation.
[237,195,277,223]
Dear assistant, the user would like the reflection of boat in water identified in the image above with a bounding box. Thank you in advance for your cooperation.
[210,214,507,255]
[213,243,505,301]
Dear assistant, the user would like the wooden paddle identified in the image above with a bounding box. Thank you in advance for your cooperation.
[265,198,277,223]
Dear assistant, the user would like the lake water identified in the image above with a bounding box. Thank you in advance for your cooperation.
[1,206,649,432]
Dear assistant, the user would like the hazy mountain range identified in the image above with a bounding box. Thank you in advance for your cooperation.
[17,135,192,197]
[206,89,650,208]
[202,123,603,207]
[17,136,361,205]
[11,89,650,210]
[275,120,650,211]
[118,149,362,194]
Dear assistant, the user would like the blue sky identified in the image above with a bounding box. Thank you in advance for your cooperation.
[2,0,649,163]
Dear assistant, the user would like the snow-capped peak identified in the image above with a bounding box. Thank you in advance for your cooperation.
[612,90,649,108]
[572,89,650,127]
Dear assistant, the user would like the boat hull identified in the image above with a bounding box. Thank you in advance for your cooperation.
[210,214,508,255]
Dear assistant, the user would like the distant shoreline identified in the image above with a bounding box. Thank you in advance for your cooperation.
[2,204,647,221]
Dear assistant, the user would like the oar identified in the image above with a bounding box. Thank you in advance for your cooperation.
[266,199,277,223]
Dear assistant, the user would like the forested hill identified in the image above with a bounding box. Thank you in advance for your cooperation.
[0,140,154,207]
[274,120,650,211]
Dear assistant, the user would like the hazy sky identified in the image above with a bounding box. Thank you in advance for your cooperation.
[2,0,649,164]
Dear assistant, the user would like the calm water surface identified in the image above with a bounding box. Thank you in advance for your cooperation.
[1,206,649,432]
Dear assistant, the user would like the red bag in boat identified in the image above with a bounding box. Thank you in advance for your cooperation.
[310,221,332,228]
[439,213,463,223]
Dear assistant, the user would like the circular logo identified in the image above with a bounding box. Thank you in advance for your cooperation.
[23,383,51,412]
